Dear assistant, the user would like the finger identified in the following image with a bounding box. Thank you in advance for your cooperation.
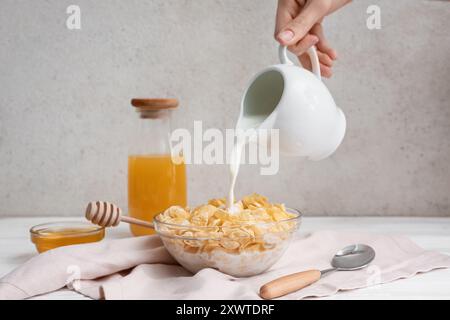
[317,50,333,67]
[320,63,333,78]
[288,34,319,56]
[299,53,311,70]
[275,9,293,37]
[276,0,331,45]
[274,0,300,36]
[310,23,338,60]
[299,53,333,78]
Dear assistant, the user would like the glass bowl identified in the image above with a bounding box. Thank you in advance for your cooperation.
[153,208,301,277]
[30,221,105,253]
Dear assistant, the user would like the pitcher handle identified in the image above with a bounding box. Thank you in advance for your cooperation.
[278,45,321,80]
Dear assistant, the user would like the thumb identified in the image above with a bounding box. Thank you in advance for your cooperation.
[276,1,329,46]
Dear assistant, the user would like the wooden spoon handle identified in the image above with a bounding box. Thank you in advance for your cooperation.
[121,215,154,229]
[260,270,321,299]
[85,201,155,230]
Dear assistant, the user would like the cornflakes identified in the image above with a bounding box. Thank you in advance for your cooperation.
[157,194,298,255]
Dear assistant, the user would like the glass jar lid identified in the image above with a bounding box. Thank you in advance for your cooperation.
[131,98,178,119]
[131,98,178,110]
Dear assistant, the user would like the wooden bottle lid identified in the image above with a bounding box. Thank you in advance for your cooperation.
[131,98,179,110]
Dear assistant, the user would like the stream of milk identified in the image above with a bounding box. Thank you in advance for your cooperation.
[227,120,262,211]
[228,138,245,212]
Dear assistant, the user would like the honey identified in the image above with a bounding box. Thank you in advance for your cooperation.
[128,154,187,236]
[30,222,105,253]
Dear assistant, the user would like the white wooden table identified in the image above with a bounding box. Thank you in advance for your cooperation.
[1,217,449,300]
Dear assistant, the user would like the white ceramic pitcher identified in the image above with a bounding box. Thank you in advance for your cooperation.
[237,45,346,160]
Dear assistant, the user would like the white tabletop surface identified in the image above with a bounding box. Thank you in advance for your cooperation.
[1,216,449,300]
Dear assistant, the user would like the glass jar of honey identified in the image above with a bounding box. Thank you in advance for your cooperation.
[128,98,187,236]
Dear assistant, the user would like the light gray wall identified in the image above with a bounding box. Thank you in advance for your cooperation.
[0,0,449,217]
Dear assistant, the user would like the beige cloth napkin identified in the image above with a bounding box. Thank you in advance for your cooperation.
[1,230,449,300]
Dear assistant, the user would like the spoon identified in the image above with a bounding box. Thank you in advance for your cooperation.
[259,244,376,299]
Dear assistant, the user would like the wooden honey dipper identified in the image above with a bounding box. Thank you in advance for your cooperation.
[85,201,154,229]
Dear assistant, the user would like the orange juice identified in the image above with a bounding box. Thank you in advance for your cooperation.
[128,154,187,236]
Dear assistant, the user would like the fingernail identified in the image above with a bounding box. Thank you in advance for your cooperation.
[278,30,294,43]
[331,50,338,60]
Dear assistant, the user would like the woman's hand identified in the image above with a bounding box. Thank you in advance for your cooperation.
[275,0,351,78]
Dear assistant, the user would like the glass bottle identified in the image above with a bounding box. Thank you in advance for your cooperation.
[128,98,187,236]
